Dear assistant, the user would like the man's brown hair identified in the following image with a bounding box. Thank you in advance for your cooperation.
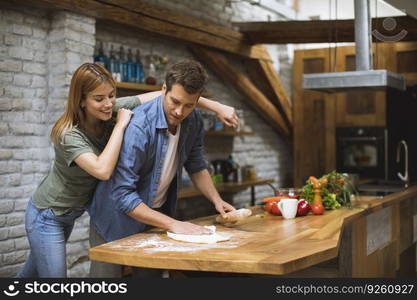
[165,59,208,95]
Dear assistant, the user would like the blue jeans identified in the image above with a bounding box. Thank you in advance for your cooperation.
[16,198,85,278]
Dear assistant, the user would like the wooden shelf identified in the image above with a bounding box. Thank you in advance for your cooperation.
[205,130,254,136]
[116,81,212,97]
[179,178,274,199]
[116,82,161,92]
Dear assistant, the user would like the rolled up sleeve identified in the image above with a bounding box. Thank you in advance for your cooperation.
[111,123,147,213]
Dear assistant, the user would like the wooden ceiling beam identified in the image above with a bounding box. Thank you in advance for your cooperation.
[245,57,292,128]
[100,0,243,41]
[234,16,417,44]
[3,0,270,60]
[190,45,290,137]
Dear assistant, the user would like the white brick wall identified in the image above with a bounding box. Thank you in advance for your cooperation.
[0,7,95,277]
[0,0,294,277]
[0,7,50,277]
[45,11,95,278]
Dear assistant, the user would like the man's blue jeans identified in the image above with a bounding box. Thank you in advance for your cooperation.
[16,198,84,277]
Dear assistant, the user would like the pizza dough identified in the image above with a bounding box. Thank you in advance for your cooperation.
[215,208,252,224]
[166,225,231,244]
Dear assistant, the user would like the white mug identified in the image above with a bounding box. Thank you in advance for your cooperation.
[278,198,299,219]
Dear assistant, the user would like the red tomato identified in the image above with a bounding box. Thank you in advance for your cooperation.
[263,202,274,213]
[311,203,324,215]
[270,202,282,215]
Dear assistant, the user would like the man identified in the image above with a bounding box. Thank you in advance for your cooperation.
[88,59,235,277]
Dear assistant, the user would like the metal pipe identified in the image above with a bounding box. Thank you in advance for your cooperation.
[354,0,373,71]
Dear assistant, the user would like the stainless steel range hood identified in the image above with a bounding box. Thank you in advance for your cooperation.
[302,0,406,93]
[303,70,406,93]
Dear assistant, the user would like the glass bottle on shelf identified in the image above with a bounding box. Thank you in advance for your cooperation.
[134,49,144,84]
[227,155,241,183]
[126,48,135,83]
[94,40,107,68]
[119,46,128,82]
[108,44,120,81]
[235,109,245,132]
[145,55,157,85]
[233,156,242,182]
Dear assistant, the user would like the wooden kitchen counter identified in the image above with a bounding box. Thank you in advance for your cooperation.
[89,186,417,277]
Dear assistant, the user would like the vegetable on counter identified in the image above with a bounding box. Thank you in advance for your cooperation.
[311,202,325,215]
[308,176,326,215]
[263,200,282,215]
[270,202,281,215]
[296,199,311,216]
[300,171,354,210]
[261,196,283,203]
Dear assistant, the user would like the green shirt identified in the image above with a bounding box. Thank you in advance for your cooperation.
[33,96,142,215]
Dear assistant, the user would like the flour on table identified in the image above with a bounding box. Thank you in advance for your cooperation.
[166,225,231,244]
[106,231,237,253]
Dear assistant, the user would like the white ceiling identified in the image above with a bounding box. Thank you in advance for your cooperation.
[297,0,405,20]
[382,0,417,19]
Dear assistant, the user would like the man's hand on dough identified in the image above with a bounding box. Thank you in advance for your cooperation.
[169,220,213,235]
[213,199,236,218]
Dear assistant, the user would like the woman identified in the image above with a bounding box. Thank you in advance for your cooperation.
[17,63,238,277]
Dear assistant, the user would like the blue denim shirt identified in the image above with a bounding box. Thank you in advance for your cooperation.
[88,96,207,242]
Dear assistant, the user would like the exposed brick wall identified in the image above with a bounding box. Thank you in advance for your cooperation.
[0,7,51,277]
[45,11,96,278]
[0,0,293,277]
[0,7,95,277]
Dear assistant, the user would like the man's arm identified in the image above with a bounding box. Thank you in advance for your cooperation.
[183,112,235,216]
[189,169,235,218]
[126,203,213,235]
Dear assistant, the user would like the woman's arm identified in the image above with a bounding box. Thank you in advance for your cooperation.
[74,109,133,180]
[113,91,160,112]
[197,96,239,128]
[136,91,162,104]
[137,91,239,128]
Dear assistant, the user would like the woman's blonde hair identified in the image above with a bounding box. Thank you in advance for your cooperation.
[50,63,115,144]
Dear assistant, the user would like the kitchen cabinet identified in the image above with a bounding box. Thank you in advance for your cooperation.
[293,47,336,187]
[395,42,417,85]
[334,45,387,127]
[334,42,417,127]
[293,42,417,187]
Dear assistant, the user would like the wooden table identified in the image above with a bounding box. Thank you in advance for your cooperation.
[89,186,417,277]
